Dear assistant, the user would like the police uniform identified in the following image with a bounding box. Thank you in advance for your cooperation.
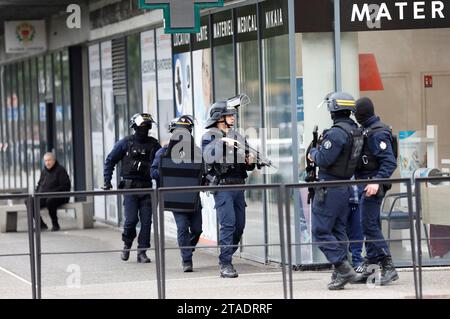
[354,97,398,285]
[151,115,203,272]
[202,96,255,278]
[104,113,161,263]
[308,92,363,290]
[347,183,363,269]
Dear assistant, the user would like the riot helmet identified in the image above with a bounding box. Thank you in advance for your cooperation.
[130,113,156,129]
[130,113,156,139]
[168,115,195,133]
[324,92,356,113]
[205,94,250,129]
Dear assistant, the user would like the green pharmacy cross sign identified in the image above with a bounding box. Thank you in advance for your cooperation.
[139,0,224,33]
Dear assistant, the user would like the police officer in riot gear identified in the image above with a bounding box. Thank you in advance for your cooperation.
[202,95,256,278]
[307,92,364,290]
[151,115,203,272]
[354,97,398,285]
[104,113,161,263]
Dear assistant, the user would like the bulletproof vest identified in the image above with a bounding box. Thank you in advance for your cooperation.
[321,121,364,179]
[357,122,397,172]
[159,136,203,212]
[204,129,248,179]
[121,135,157,178]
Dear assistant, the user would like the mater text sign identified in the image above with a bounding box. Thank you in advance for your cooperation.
[296,0,450,32]
[4,20,47,54]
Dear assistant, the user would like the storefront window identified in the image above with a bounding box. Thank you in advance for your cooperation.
[235,4,265,261]
[156,27,174,144]
[23,60,33,191]
[89,43,106,221]
[141,30,159,138]
[15,63,22,188]
[0,66,4,189]
[212,11,235,101]
[101,40,118,223]
[260,0,291,262]
[37,56,47,170]
[54,52,65,167]
[127,33,142,126]
[62,50,73,187]
[31,58,41,187]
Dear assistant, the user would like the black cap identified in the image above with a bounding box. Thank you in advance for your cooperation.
[355,97,375,124]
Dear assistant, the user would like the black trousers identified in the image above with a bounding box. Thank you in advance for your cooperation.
[39,198,69,226]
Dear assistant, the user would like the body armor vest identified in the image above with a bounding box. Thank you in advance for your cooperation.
[358,123,394,172]
[121,136,157,179]
[321,121,364,179]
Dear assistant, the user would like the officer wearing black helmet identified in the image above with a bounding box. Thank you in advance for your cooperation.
[307,92,364,290]
[354,97,398,285]
[202,94,256,278]
[104,113,161,263]
[151,115,203,272]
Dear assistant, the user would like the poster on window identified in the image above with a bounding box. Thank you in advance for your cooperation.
[141,30,159,138]
[398,131,427,178]
[192,48,216,245]
[173,52,193,117]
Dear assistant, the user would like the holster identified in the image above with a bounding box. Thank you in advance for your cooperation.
[315,187,327,204]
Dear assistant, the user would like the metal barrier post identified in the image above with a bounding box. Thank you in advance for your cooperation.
[33,195,42,299]
[406,180,419,299]
[151,189,162,299]
[26,195,37,299]
[158,190,166,299]
[284,186,293,299]
[277,184,288,299]
[414,179,424,299]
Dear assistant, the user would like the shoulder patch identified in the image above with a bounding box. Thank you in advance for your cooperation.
[323,140,332,150]
[379,141,387,150]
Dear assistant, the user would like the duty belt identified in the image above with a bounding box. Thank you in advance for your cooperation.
[120,179,152,189]
[219,178,245,185]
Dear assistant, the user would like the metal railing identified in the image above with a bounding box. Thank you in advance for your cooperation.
[1,177,450,299]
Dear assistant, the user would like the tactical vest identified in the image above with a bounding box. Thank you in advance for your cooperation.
[204,129,248,179]
[357,122,396,172]
[321,121,364,179]
[121,136,157,178]
[159,137,203,212]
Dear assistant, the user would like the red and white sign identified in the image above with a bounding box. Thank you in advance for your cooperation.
[424,75,433,88]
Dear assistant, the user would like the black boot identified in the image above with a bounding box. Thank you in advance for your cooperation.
[137,250,151,263]
[51,222,60,232]
[183,261,193,272]
[327,260,359,290]
[121,245,131,261]
[379,256,399,285]
[40,218,48,230]
[352,259,380,284]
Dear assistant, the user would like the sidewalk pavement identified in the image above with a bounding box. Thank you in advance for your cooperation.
[0,214,449,299]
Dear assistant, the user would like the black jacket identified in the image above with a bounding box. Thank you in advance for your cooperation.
[36,161,71,193]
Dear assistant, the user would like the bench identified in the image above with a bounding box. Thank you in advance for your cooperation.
[0,201,94,233]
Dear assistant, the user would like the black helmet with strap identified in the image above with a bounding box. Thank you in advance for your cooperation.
[129,113,156,129]
[168,115,195,133]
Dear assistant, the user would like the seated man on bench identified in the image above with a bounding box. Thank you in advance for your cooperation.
[35,152,71,231]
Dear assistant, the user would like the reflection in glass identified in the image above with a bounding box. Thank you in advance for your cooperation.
[236,40,265,261]
[213,44,235,101]
[262,35,292,262]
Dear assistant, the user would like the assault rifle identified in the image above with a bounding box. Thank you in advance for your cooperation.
[305,125,319,204]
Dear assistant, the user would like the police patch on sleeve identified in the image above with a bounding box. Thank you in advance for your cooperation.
[379,141,387,150]
[323,140,332,150]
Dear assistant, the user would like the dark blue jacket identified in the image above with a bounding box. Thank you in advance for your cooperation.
[104,135,161,184]
[151,146,167,182]
[355,116,397,179]
[309,117,358,181]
